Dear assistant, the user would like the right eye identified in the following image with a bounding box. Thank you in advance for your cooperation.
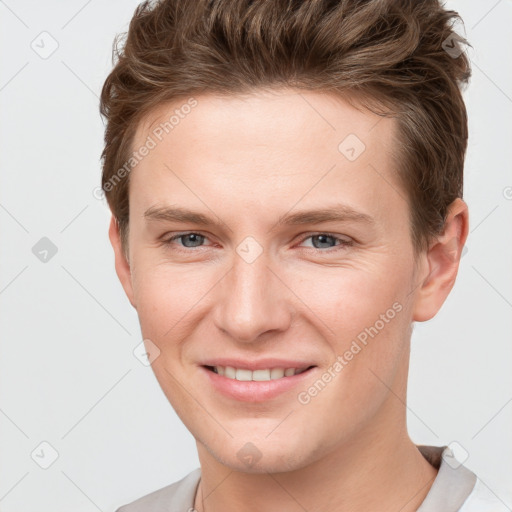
[163,232,213,250]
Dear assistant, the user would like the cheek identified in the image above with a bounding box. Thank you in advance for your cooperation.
[293,263,409,337]
[131,260,205,340]
[290,261,413,392]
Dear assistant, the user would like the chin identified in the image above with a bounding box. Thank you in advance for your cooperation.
[207,438,314,474]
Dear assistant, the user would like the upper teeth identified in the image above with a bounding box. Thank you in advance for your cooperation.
[213,366,308,381]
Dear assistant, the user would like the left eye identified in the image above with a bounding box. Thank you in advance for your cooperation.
[298,233,352,250]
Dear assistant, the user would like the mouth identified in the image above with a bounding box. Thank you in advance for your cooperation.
[201,363,317,402]
[203,365,315,381]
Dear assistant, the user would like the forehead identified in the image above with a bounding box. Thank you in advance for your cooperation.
[134,88,395,156]
[129,88,406,221]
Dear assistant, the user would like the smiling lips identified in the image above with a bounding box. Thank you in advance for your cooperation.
[200,358,317,401]
[207,365,312,381]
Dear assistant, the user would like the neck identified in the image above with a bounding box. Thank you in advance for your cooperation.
[194,413,438,512]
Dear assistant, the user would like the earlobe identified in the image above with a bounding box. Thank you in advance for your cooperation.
[412,198,469,322]
[108,215,136,308]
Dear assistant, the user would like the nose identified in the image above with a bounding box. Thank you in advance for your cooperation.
[213,247,293,344]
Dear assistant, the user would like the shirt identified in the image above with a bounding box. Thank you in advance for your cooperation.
[115,445,509,511]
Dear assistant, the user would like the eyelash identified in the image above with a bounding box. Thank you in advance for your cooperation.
[162,232,353,253]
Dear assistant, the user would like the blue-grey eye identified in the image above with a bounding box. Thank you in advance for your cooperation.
[179,233,205,247]
[309,234,339,249]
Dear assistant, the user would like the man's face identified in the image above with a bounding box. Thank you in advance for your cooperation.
[121,89,424,472]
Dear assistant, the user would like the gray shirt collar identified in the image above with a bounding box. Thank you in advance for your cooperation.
[416,444,477,511]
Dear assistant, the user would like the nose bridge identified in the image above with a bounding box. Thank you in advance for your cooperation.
[214,241,291,342]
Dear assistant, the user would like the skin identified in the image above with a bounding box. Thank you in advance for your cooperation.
[109,88,469,512]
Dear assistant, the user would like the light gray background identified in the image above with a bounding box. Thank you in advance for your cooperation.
[0,1,511,511]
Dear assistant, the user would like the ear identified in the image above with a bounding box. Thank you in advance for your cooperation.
[108,215,136,308]
[412,198,469,322]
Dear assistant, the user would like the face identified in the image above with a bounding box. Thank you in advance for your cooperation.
[113,88,437,473]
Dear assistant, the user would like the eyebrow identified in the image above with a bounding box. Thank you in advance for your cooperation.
[272,205,374,229]
[145,205,216,225]
[143,204,374,230]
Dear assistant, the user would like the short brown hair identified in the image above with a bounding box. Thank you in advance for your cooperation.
[100,0,471,254]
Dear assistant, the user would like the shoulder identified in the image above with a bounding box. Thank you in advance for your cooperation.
[115,468,201,512]
[459,478,511,512]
